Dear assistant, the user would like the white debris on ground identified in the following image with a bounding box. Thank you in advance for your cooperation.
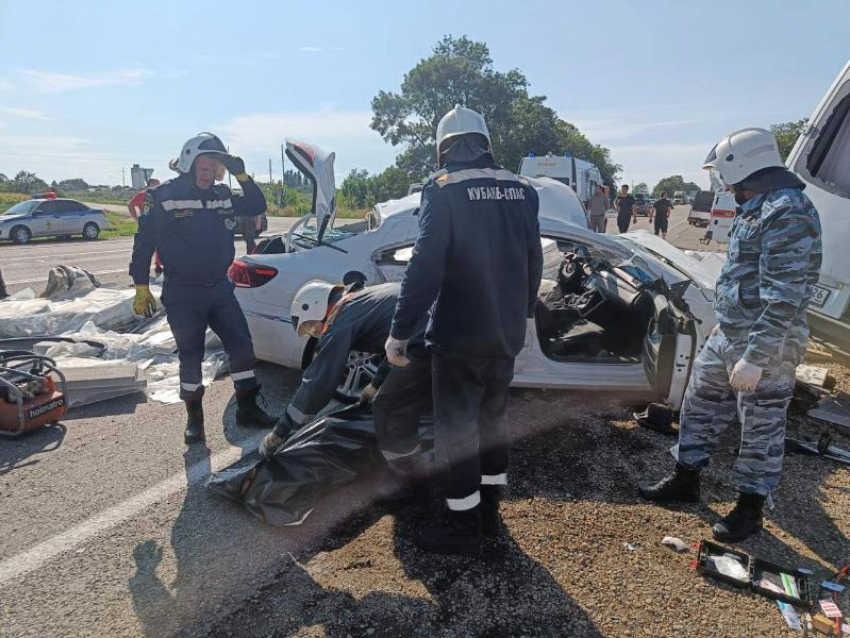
[0,269,229,405]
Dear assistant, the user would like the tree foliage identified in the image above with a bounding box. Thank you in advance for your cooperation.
[57,178,90,191]
[633,182,649,195]
[769,118,808,162]
[340,166,412,209]
[371,35,620,185]
[652,175,700,198]
[2,171,50,194]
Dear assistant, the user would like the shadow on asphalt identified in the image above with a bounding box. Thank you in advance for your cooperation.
[0,422,66,476]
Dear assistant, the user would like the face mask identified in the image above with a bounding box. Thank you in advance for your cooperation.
[733,185,748,206]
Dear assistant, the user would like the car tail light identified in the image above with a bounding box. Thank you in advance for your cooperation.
[228,259,278,288]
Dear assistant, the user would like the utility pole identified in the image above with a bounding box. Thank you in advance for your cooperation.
[121,167,126,188]
[280,144,286,186]
[269,158,273,185]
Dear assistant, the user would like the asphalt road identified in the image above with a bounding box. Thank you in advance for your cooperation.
[0,204,728,637]
[1,217,301,295]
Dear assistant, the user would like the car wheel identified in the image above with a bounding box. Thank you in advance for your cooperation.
[334,351,383,404]
[82,222,100,240]
[11,225,31,245]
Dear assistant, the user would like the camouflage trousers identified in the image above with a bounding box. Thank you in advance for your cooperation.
[671,328,799,495]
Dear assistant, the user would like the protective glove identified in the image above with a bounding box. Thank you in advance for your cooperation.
[730,359,763,393]
[133,285,157,318]
[360,383,378,404]
[221,154,247,178]
[258,430,285,458]
[385,336,410,368]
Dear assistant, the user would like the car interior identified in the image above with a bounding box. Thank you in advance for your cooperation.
[535,239,657,363]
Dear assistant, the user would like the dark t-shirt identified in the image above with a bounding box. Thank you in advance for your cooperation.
[653,199,672,218]
[616,195,635,217]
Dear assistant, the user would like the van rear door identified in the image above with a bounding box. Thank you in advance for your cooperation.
[787,60,850,324]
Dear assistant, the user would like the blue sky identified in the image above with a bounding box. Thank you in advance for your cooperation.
[0,0,847,190]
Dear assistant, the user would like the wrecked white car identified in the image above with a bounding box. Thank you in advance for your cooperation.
[231,140,718,410]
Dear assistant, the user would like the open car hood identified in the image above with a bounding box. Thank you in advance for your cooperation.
[285,140,337,245]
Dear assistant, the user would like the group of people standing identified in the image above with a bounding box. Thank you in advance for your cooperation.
[127,111,822,555]
[586,184,674,238]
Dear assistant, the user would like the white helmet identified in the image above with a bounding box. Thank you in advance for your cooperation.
[169,132,228,174]
[290,281,339,336]
[703,128,784,186]
[436,104,491,164]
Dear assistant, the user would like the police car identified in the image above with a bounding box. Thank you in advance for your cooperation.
[0,198,110,244]
[229,141,719,410]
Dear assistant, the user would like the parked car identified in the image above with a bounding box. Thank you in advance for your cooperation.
[0,198,110,244]
[633,194,651,216]
[230,140,717,411]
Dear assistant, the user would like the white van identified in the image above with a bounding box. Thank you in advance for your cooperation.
[787,59,850,346]
[518,153,603,208]
[701,60,850,346]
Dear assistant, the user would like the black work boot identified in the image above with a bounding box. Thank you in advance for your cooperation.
[712,492,765,542]
[235,386,277,428]
[481,486,503,538]
[416,507,483,557]
[183,395,205,445]
[638,463,701,503]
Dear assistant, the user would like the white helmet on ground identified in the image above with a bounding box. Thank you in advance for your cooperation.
[169,132,229,174]
[290,281,340,336]
[436,104,492,161]
[702,128,784,186]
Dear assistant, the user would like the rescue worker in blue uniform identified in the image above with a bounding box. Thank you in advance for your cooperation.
[639,128,822,542]
[387,105,543,557]
[129,132,277,445]
[258,281,430,481]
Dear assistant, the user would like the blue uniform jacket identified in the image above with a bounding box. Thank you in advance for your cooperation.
[714,187,822,367]
[391,157,543,358]
[129,174,266,285]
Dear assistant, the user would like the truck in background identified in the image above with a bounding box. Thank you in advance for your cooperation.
[518,153,603,209]
[687,190,715,227]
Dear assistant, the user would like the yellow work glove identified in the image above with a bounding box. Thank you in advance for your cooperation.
[133,285,157,318]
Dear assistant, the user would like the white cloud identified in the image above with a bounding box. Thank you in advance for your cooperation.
[0,80,15,93]
[0,135,129,184]
[20,68,153,93]
[299,46,323,53]
[219,110,397,178]
[0,106,51,121]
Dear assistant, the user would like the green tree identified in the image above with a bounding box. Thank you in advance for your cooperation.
[634,182,649,195]
[11,171,49,194]
[57,178,90,191]
[770,118,808,162]
[371,35,620,185]
[652,175,687,198]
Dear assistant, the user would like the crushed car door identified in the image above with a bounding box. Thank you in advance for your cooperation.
[643,288,695,410]
[374,242,414,283]
[284,139,337,245]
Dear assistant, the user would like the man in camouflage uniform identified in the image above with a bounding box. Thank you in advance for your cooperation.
[639,128,822,542]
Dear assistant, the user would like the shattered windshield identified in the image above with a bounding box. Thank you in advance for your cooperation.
[289,215,361,250]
